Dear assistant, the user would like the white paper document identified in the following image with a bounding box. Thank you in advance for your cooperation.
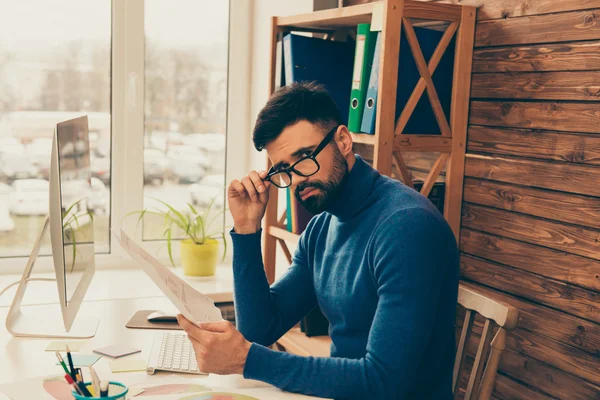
[112,228,223,324]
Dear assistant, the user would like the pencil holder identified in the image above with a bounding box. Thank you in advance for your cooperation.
[72,381,128,400]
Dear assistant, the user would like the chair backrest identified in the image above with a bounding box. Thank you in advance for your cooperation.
[453,282,519,400]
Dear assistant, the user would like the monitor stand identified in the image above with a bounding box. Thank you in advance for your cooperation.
[5,216,99,339]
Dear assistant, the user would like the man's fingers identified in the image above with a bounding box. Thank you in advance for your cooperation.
[228,179,247,198]
[241,176,259,202]
[198,320,233,333]
[177,315,209,344]
[248,171,265,194]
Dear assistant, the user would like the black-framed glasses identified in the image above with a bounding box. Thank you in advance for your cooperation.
[265,125,338,188]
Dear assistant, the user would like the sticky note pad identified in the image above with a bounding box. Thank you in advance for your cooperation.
[56,353,101,367]
[93,344,141,358]
[109,358,147,373]
[46,341,85,352]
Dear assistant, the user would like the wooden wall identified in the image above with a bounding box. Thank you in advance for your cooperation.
[348,0,600,398]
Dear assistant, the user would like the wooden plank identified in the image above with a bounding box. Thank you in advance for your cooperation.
[460,253,600,323]
[458,280,600,360]
[467,125,600,165]
[276,2,375,29]
[493,373,557,400]
[473,41,600,73]
[470,100,600,134]
[459,313,600,396]
[277,239,293,265]
[268,226,300,244]
[506,328,600,387]
[372,0,403,177]
[471,71,600,101]
[463,330,600,400]
[350,132,377,145]
[420,153,448,197]
[464,153,600,197]
[462,203,600,262]
[393,134,453,152]
[461,227,600,292]
[501,349,600,400]
[402,18,453,137]
[394,23,459,136]
[347,0,600,21]
[463,177,600,230]
[403,0,462,21]
[445,5,476,241]
[392,151,414,187]
[277,327,332,357]
[263,17,281,285]
[404,152,447,175]
[498,348,600,400]
[476,9,600,47]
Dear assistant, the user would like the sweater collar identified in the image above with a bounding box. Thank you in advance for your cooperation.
[325,154,379,221]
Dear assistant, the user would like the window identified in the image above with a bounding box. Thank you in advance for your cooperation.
[0,1,111,259]
[0,0,247,273]
[142,0,229,243]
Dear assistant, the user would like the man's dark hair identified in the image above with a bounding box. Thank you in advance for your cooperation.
[252,81,342,151]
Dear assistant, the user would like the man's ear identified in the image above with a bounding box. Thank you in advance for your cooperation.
[335,125,354,157]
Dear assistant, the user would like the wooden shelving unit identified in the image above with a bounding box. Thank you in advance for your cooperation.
[262,0,476,357]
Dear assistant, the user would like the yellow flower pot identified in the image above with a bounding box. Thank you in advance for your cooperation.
[180,238,219,277]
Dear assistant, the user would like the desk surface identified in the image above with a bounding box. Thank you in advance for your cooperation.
[0,296,323,399]
[0,266,235,308]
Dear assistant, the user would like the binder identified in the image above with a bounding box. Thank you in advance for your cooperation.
[348,23,377,133]
[360,31,382,134]
[282,33,355,125]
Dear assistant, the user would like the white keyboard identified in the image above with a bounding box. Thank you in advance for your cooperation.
[146,332,206,375]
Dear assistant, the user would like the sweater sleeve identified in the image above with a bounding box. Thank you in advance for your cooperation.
[230,228,318,347]
[242,208,458,400]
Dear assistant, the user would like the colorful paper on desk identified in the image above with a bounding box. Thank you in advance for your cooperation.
[45,340,85,352]
[0,375,72,400]
[109,357,147,373]
[56,353,101,367]
[111,228,223,324]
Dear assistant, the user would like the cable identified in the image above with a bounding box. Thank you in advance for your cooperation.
[0,278,57,299]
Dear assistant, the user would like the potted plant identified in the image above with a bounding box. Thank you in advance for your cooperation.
[128,195,227,277]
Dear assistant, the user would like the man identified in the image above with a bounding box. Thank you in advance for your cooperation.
[177,81,459,399]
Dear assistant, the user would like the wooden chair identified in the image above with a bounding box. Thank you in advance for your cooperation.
[453,282,520,400]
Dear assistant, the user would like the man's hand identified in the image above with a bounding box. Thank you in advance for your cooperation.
[228,170,271,234]
[177,315,252,375]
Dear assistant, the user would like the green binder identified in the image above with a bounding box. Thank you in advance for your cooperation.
[348,23,377,133]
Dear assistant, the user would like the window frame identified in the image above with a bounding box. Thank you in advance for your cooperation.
[0,0,251,274]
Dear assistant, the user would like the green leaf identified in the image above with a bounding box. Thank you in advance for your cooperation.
[154,198,188,230]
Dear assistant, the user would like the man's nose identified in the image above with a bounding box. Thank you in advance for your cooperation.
[290,171,309,188]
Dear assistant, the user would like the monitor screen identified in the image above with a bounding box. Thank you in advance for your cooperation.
[56,116,95,304]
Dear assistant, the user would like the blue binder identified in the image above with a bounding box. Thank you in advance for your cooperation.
[283,33,355,125]
[360,32,382,134]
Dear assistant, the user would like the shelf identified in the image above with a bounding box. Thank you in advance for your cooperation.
[276,2,376,29]
[275,1,461,31]
[268,226,300,244]
[350,132,377,145]
[393,134,452,152]
[277,328,332,358]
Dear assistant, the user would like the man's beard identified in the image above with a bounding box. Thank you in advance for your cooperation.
[295,147,348,215]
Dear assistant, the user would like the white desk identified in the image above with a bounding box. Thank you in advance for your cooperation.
[0,269,323,399]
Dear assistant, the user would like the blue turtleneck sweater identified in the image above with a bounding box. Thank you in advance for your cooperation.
[230,154,459,399]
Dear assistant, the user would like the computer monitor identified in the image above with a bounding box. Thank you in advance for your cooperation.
[5,116,99,338]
